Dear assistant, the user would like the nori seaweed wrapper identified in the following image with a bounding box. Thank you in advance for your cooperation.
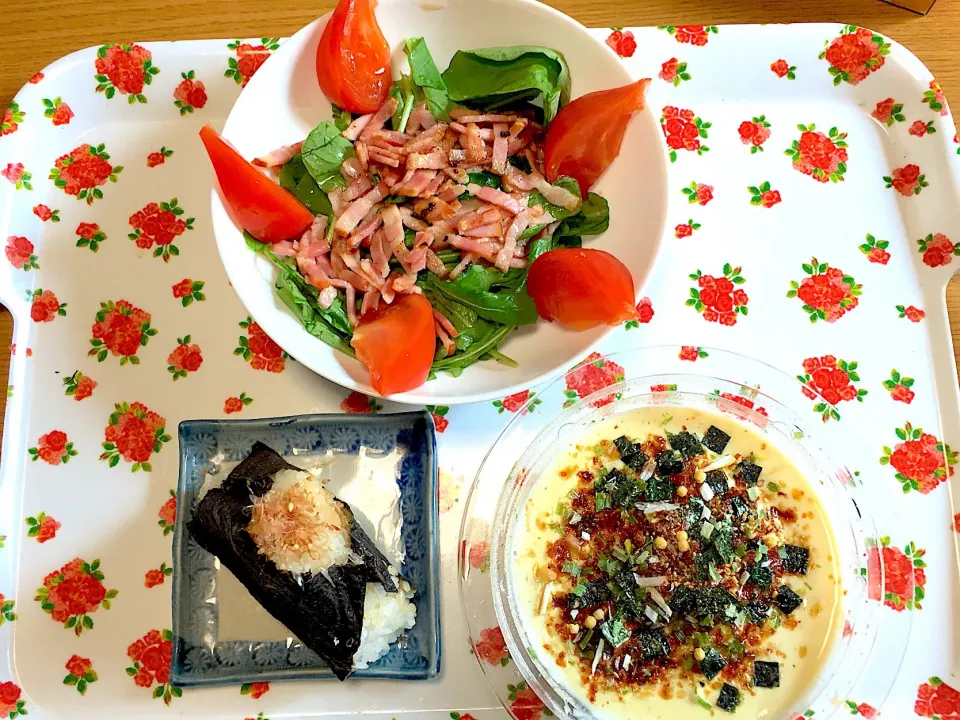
[717,683,741,712]
[692,587,740,617]
[668,431,702,458]
[773,586,803,615]
[635,629,671,660]
[702,425,731,454]
[613,436,649,472]
[699,647,727,680]
[749,564,774,588]
[745,599,770,624]
[187,442,398,681]
[753,660,780,688]
[736,460,763,486]
[669,585,697,616]
[780,544,810,575]
[568,579,611,609]
[644,474,674,502]
[705,469,729,498]
[655,450,684,476]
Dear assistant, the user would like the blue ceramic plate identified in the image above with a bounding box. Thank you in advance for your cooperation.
[170,411,440,686]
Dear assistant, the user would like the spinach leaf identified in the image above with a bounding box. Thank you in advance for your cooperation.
[423,267,538,326]
[441,46,570,123]
[301,121,354,192]
[279,155,333,217]
[527,234,554,263]
[404,37,449,121]
[555,192,609,238]
[467,170,501,190]
[331,103,352,132]
[518,176,582,242]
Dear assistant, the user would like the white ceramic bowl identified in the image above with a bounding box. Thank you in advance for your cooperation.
[212,0,668,405]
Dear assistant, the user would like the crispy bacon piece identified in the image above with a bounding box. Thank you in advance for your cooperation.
[252,140,305,168]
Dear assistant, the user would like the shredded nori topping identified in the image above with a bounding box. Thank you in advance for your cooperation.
[613,479,643,508]
[705,469,729,497]
[717,683,741,712]
[644,474,674,502]
[655,449,685,476]
[635,628,671,660]
[699,647,728,679]
[730,496,750,519]
[749,564,774,588]
[668,431,703,458]
[780,544,810,575]
[773,586,803,615]
[568,579,611,609]
[736,460,763,486]
[613,435,635,459]
[613,435,648,472]
[690,586,740,618]
[753,660,780,688]
[745,599,770,624]
[669,585,697,616]
[600,618,631,648]
[702,425,731,454]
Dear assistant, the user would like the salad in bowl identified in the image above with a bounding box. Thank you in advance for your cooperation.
[204,0,666,402]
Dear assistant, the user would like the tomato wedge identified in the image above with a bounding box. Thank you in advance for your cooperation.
[527,248,637,329]
[316,0,392,115]
[200,125,314,244]
[543,78,650,196]
[351,293,436,395]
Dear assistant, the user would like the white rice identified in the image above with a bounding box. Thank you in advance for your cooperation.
[354,575,417,668]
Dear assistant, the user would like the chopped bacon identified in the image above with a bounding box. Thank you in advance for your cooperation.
[335,182,388,235]
[496,210,532,271]
[420,172,446,198]
[368,149,401,167]
[415,197,456,223]
[252,140,304,168]
[341,157,364,180]
[503,164,538,192]
[454,113,518,124]
[359,258,385,288]
[435,322,455,357]
[348,208,383,247]
[299,215,330,257]
[372,129,411,145]
[272,239,298,257]
[450,122,495,142]
[329,188,349,217]
[448,235,500,262]
[491,123,509,174]
[344,174,373,201]
[343,113,374,141]
[369,230,391,278]
[438,184,467,203]
[463,222,503,238]
[425,249,447,275]
[355,141,370,170]
[381,204,409,265]
[359,97,400,141]
[463,123,486,164]
[403,123,448,154]
[345,284,358,326]
[407,152,448,170]
[392,273,419,292]
[396,170,438,197]
[360,288,380,315]
[467,184,522,215]
[399,206,430,231]
[458,208,492,233]
[433,309,459,338]
[449,252,475,279]
[318,285,338,309]
[534,176,580,212]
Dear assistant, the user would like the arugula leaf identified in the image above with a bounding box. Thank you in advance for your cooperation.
[431,323,516,375]
[423,266,538,326]
[331,104,352,132]
[555,192,609,239]
[404,37,449,121]
[467,170,501,190]
[279,155,333,217]
[301,121,355,191]
[442,46,571,123]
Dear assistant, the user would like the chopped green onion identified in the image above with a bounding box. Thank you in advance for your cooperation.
[556,502,566,516]
[708,563,722,583]
[767,482,780,493]
[747,486,761,501]
[562,561,581,577]
[596,492,612,511]
[612,547,629,562]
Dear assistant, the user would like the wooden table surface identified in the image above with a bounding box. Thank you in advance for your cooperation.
[2,0,960,434]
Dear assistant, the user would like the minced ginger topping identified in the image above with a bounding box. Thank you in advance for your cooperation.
[247,475,352,575]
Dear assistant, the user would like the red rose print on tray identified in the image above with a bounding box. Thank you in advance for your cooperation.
[224,393,254,414]
[64,655,98,696]
[508,681,547,720]
[1,102,24,135]
[241,682,270,699]
[897,304,925,322]
[236,317,288,373]
[681,181,713,205]
[26,511,61,543]
[748,181,781,207]
[29,430,77,465]
[785,123,848,183]
[27,288,66,322]
[126,628,181,704]
[819,25,891,85]
[144,562,173,588]
[473,626,510,666]
[340,391,382,414]
[2,162,32,190]
[563,352,625,408]
[147,146,174,167]
[226,38,280,86]
[174,70,207,114]
[909,119,936,137]
[872,97,905,126]
[679,346,708,361]
[128,198,195,261]
[770,59,796,79]
[658,57,690,86]
[101,401,171,472]
[673,219,701,239]
[426,405,449,433]
[916,676,960,718]
[863,536,925,610]
[0,681,26,718]
[880,421,957,493]
[687,264,748,326]
[167,335,203,380]
[859,233,890,264]
[158,490,177,535]
[89,299,157,365]
[786,257,861,323]
[35,557,118,634]
[883,369,915,404]
[845,700,878,718]
[658,25,718,46]
[625,296,654,329]
[451,714,478,720]
[884,163,927,196]
[95,43,159,102]
[75,222,107,252]
[493,390,541,414]
[6,235,38,271]
[0,594,16,626]
[917,233,958,267]
[738,115,771,153]
[33,204,60,222]
[712,388,769,426]
[50,144,122,204]
[797,356,866,422]
[661,106,711,162]
[173,278,206,306]
[923,80,948,115]
[42,97,74,126]
[605,28,636,58]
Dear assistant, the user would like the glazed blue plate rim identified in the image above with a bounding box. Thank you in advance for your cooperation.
[169,410,440,686]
